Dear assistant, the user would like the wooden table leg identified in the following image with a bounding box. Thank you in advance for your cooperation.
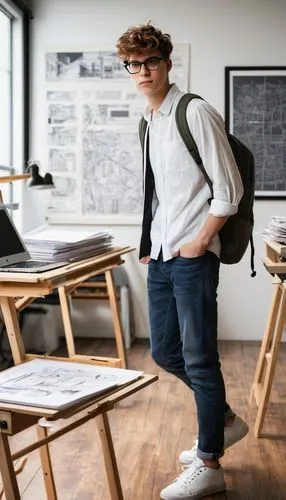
[250,283,286,437]
[0,296,26,365]
[37,425,58,500]
[58,285,76,357]
[0,432,20,500]
[96,412,124,500]
[105,270,127,369]
[249,283,281,406]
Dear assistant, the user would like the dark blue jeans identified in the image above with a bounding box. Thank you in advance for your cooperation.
[147,251,232,461]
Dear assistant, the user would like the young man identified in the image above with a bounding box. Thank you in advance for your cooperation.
[116,24,249,500]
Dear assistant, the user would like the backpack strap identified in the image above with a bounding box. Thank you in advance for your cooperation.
[250,235,256,277]
[175,93,213,197]
[176,94,256,277]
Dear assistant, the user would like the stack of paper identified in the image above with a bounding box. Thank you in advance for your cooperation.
[0,358,143,410]
[264,216,286,244]
[23,226,114,262]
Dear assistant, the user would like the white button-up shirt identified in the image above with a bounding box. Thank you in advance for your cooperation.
[143,84,244,261]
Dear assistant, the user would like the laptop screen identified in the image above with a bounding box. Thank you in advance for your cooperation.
[0,209,30,266]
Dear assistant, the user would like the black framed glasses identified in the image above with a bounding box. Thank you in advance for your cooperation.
[124,56,164,74]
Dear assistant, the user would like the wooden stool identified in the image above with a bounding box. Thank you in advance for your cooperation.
[249,241,286,437]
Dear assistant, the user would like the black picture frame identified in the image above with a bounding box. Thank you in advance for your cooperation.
[225,66,286,199]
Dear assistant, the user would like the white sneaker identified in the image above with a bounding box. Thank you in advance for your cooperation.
[179,415,249,465]
[160,457,226,500]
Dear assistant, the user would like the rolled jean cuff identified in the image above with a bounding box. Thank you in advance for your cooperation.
[197,447,224,461]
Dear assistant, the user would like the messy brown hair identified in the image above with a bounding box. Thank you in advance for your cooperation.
[116,23,173,61]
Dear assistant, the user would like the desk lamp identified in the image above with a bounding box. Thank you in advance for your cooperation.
[0,161,54,209]
[26,160,55,189]
[0,161,54,189]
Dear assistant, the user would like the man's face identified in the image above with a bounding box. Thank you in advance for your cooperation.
[126,50,172,98]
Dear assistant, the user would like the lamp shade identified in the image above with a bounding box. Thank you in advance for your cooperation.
[26,161,55,190]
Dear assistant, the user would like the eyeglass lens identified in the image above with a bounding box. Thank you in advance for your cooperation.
[127,57,162,74]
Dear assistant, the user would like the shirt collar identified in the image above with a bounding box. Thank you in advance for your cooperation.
[143,83,180,122]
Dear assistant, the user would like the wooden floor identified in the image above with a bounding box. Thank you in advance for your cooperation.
[3,339,286,500]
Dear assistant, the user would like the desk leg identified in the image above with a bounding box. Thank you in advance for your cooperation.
[37,426,58,500]
[105,270,127,369]
[0,296,26,365]
[250,283,286,437]
[0,432,20,500]
[96,412,124,500]
[58,286,76,357]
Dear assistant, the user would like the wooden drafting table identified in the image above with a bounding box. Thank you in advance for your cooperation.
[0,369,158,499]
[0,246,159,499]
[0,247,134,369]
[249,240,286,437]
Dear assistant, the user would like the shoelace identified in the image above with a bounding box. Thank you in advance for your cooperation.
[189,439,198,452]
[181,438,198,457]
[176,459,205,485]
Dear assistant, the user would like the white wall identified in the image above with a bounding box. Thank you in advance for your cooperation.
[28,0,286,340]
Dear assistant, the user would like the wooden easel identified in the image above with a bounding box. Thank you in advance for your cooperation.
[249,240,286,437]
[0,371,157,499]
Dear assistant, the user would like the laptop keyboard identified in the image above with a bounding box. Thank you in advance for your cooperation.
[2,261,51,269]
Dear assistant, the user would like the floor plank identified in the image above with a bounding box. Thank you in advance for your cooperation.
[2,339,286,499]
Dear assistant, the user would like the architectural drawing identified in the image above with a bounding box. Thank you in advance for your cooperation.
[48,149,76,171]
[82,131,142,215]
[48,103,77,125]
[46,51,129,81]
[82,103,142,126]
[47,90,77,101]
[44,45,190,222]
[48,126,77,147]
[83,89,121,101]
[46,46,189,90]
[49,176,78,212]
[0,358,143,409]
[232,75,286,194]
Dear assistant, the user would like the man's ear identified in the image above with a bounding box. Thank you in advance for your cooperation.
[167,59,172,72]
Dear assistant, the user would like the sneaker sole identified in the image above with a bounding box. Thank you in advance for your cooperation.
[224,421,249,450]
[160,482,227,500]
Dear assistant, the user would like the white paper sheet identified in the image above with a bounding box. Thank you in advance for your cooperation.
[0,359,143,410]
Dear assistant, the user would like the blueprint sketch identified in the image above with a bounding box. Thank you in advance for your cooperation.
[44,45,190,222]
[48,103,77,125]
[231,73,286,195]
[47,90,77,101]
[49,149,76,172]
[48,126,77,147]
[45,45,189,91]
[46,51,128,81]
[48,176,78,213]
[0,359,143,410]
[82,130,142,215]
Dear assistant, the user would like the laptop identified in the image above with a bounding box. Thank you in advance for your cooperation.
[0,208,67,273]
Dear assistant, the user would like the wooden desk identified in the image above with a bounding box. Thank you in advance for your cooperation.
[249,240,286,437]
[0,247,134,369]
[0,370,158,500]
[0,247,159,499]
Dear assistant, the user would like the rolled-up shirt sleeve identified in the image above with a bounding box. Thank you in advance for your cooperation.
[186,99,244,217]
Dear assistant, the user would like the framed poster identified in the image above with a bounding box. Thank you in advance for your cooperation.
[225,66,286,199]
